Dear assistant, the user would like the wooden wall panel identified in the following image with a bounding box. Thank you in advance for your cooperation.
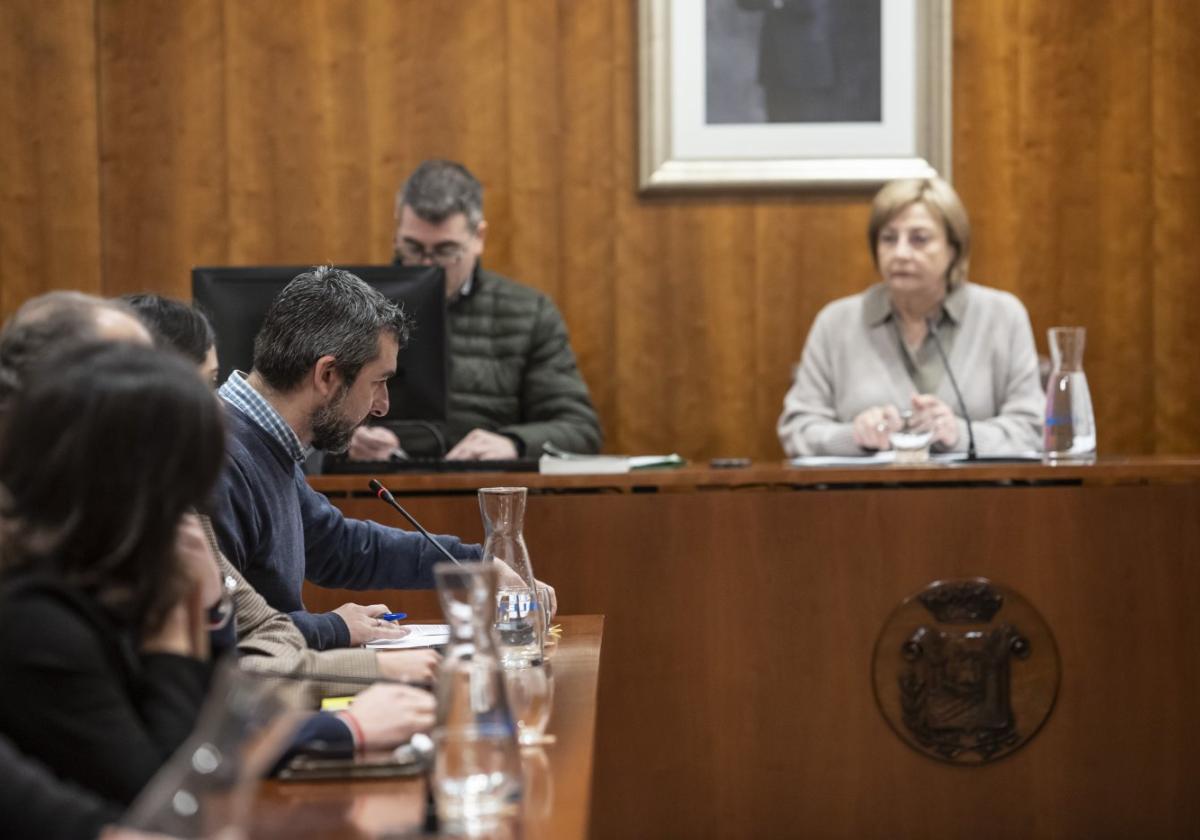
[0,0,101,313]
[223,0,369,264]
[956,0,1156,454]
[98,0,227,298]
[1152,0,1200,453]
[557,1,619,440]
[3,0,1200,459]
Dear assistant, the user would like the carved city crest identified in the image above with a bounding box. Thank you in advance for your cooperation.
[873,578,1059,765]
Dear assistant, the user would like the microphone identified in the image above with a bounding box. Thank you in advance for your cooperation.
[368,478,462,566]
[240,666,434,691]
[925,317,977,460]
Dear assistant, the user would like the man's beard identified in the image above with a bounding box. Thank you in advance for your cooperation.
[310,385,358,454]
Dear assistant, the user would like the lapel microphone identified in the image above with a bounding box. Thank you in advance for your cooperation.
[368,479,463,566]
[925,317,978,461]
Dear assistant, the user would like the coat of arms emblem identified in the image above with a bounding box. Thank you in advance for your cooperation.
[873,578,1059,765]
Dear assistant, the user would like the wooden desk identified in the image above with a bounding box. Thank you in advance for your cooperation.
[252,615,603,839]
[309,457,1200,839]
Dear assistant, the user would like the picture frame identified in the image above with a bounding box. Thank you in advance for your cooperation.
[638,0,952,192]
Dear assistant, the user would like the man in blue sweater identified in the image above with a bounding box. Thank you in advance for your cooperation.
[209,266,486,650]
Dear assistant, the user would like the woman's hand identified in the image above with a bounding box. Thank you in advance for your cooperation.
[852,405,902,451]
[909,394,960,448]
[141,514,221,659]
[175,513,223,609]
[337,684,436,749]
[376,648,441,684]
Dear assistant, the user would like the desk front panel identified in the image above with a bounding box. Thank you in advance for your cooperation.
[308,463,1200,839]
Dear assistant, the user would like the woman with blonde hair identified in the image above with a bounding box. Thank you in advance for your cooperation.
[777,177,1043,457]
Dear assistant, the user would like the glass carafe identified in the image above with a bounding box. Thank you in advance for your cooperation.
[479,486,544,667]
[431,562,523,829]
[1043,326,1096,462]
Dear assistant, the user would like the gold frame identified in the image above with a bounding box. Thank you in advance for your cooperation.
[638,0,952,192]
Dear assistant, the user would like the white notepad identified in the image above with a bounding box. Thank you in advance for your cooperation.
[364,624,450,649]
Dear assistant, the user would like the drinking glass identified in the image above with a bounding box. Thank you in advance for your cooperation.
[432,725,523,825]
[890,410,932,464]
[503,661,554,747]
[432,562,523,832]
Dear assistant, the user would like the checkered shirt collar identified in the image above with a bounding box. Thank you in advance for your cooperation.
[218,371,308,464]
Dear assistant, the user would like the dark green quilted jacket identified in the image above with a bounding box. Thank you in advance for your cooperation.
[433,267,601,456]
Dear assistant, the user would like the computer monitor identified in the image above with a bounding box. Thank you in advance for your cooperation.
[191,264,447,423]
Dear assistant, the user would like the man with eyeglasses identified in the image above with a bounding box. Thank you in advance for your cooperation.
[349,159,602,461]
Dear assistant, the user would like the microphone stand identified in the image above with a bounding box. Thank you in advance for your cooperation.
[368,478,463,565]
[925,317,977,461]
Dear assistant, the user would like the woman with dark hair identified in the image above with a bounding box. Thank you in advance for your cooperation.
[0,341,226,806]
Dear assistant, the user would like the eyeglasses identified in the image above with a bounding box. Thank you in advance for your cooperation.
[395,239,468,268]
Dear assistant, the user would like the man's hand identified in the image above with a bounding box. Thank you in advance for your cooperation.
[493,559,558,620]
[337,683,435,749]
[349,425,402,461]
[534,581,557,619]
[852,404,902,451]
[446,428,519,460]
[376,648,441,684]
[333,602,411,646]
[910,394,960,448]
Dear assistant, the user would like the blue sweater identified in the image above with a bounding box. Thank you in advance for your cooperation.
[211,405,480,649]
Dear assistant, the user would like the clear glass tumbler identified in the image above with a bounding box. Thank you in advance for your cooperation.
[890,409,933,464]
[503,661,554,746]
[432,562,523,830]
[432,725,524,825]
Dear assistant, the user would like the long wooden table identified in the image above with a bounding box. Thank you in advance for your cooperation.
[252,615,603,838]
[308,457,1200,839]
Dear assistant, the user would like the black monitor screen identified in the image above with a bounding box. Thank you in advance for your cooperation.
[191,264,447,423]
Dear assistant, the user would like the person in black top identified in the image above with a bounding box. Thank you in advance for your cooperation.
[0,733,120,839]
[0,342,226,805]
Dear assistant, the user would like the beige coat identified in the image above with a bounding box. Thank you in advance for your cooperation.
[200,516,382,707]
[777,282,1044,457]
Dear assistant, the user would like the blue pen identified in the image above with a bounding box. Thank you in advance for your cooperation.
[379,612,408,622]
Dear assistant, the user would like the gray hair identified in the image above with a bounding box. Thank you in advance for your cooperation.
[252,266,411,393]
[396,159,484,231]
[0,292,138,410]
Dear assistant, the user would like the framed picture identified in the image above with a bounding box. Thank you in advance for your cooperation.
[638,0,952,192]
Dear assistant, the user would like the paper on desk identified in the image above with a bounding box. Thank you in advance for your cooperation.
[789,451,1042,467]
[538,452,685,475]
[365,624,450,649]
[790,452,896,467]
